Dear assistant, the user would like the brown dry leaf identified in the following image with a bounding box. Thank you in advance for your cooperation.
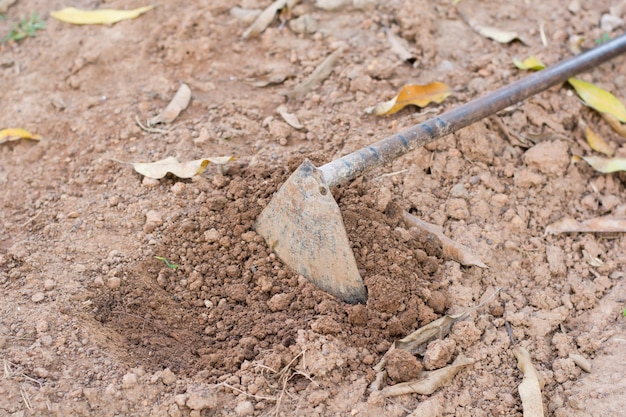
[573,154,626,173]
[568,78,626,122]
[242,0,299,39]
[366,82,451,116]
[385,28,415,62]
[276,105,303,129]
[285,48,343,99]
[580,120,615,156]
[131,156,234,179]
[147,83,191,127]
[0,128,42,145]
[394,288,500,354]
[402,211,487,268]
[513,346,545,417]
[381,354,475,397]
[601,112,626,138]
[545,216,626,234]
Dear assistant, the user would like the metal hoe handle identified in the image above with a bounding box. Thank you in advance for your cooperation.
[319,34,626,188]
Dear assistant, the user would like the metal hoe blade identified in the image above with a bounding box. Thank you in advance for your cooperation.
[255,160,368,304]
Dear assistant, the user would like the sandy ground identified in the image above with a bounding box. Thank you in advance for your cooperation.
[1,0,626,416]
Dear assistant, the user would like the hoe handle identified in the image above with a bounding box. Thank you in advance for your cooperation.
[319,34,626,188]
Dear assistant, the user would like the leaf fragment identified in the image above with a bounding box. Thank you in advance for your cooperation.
[582,122,614,156]
[545,216,626,234]
[381,354,475,397]
[276,105,303,129]
[568,78,626,122]
[131,156,234,179]
[600,112,626,138]
[402,211,487,268]
[513,56,545,70]
[574,154,626,173]
[50,5,155,25]
[285,48,343,99]
[148,83,191,126]
[242,0,299,39]
[0,128,41,144]
[513,346,545,417]
[366,82,451,116]
[385,28,415,62]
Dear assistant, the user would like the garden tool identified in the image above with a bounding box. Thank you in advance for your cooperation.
[255,34,626,304]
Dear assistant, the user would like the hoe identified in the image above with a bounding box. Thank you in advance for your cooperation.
[255,34,626,304]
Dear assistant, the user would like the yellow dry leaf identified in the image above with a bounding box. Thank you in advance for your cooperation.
[513,56,546,70]
[366,82,451,116]
[600,112,626,138]
[50,5,155,25]
[0,128,41,145]
[546,216,626,234]
[148,83,191,126]
[574,154,626,173]
[583,124,614,156]
[568,78,626,122]
[513,346,545,417]
[131,156,235,179]
[473,24,521,44]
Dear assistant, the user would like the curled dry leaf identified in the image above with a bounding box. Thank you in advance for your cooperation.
[545,216,626,234]
[276,105,303,129]
[574,154,626,173]
[601,112,626,138]
[581,121,615,156]
[0,128,41,145]
[513,346,545,417]
[242,0,299,39]
[394,288,500,354]
[513,56,546,70]
[568,78,626,122]
[366,82,451,116]
[148,83,191,127]
[380,354,475,397]
[285,48,343,99]
[385,28,415,62]
[131,156,234,179]
[402,211,487,268]
[50,5,155,25]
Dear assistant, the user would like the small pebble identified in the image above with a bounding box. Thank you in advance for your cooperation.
[235,400,254,416]
[43,279,56,291]
[31,292,45,303]
[161,368,176,385]
[107,277,121,290]
[122,372,138,389]
[204,228,220,243]
[33,367,49,378]
[569,353,592,373]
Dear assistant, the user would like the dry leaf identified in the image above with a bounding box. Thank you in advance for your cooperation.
[131,156,234,179]
[513,56,546,70]
[366,82,451,116]
[395,288,500,354]
[381,354,475,397]
[600,112,626,138]
[465,17,523,44]
[574,154,626,173]
[50,6,155,25]
[276,105,303,129]
[513,346,545,417]
[403,211,487,268]
[386,28,415,62]
[0,128,41,145]
[148,83,191,126]
[242,0,299,39]
[568,78,626,122]
[545,216,626,234]
[285,48,343,99]
[582,121,615,156]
